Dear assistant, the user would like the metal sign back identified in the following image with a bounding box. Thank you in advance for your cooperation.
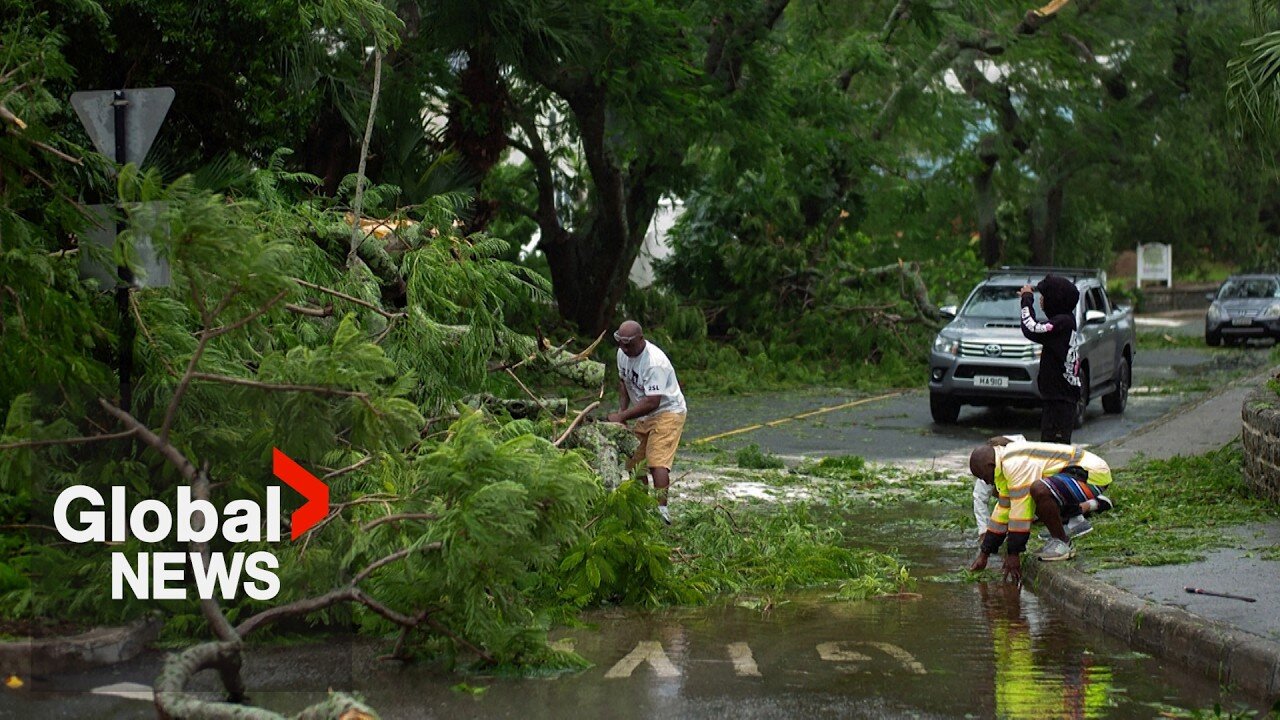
[70,87,174,166]
[78,203,172,289]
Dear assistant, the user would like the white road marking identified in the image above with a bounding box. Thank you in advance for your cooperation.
[815,641,871,664]
[90,682,154,701]
[816,641,927,674]
[726,642,761,677]
[863,642,927,674]
[604,640,680,678]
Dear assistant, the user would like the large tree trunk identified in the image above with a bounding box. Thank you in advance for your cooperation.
[974,135,1004,266]
[516,1,793,334]
[1026,175,1066,265]
[302,108,356,196]
[534,81,664,334]
[542,195,659,334]
[445,42,508,232]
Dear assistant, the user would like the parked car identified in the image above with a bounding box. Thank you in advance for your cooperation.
[928,267,1137,426]
[1204,274,1280,346]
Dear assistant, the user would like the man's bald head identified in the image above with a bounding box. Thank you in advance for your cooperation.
[970,444,996,484]
[617,320,643,338]
[615,319,647,357]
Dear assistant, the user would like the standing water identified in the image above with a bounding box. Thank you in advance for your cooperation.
[9,503,1263,719]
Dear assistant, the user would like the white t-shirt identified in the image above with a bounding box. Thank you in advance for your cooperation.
[617,342,686,418]
[973,434,1025,536]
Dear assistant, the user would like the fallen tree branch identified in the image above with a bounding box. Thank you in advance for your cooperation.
[153,641,378,720]
[554,402,600,447]
[0,428,135,451]
[286,302,334,318]
[192,464,241,644]
[322,455,375,480]
[100,399,199,481]
[352,542,443,585]
[190,372,371,400]
[360,513,439,532]
[161,289,288,441]
[290,277,405,321]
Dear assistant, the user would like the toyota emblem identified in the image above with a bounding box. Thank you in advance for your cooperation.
[983,344,1002,357]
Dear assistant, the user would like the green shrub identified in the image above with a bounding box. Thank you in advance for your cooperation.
[736,443,786,469]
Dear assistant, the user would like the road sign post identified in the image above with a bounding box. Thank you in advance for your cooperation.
[71,87,174,414]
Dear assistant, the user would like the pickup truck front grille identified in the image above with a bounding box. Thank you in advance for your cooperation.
[954,365,1033,381]
[958,341,1037,359]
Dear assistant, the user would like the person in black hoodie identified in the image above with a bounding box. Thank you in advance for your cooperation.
[1019,275,1082,442]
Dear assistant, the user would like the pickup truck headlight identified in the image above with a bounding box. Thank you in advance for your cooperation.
[1207,303,1224,322]
[1261,303,1280,320]
[933,333,960,355]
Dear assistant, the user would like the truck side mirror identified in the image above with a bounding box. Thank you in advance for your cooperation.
[1085,310,1106,325]
[939,305,957,319]
[1204,292,1216,301]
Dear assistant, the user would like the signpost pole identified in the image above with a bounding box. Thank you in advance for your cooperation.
[111,90,136,414]
[72,86,173,415]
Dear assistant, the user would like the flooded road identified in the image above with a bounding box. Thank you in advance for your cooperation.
[6,345,1274,719]
[8,507,1264,719]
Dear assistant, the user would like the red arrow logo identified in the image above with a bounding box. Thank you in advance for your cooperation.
[272,448,329,540]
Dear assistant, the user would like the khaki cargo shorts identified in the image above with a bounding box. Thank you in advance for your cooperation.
[627,411,686,471]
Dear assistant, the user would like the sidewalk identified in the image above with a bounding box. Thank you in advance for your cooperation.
[1026,365,1280,700]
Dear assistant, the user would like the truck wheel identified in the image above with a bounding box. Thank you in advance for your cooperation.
[1073,370,1090,429]
[930,393,961,424]
[1205,329,1221,347]
[1102,357,1130,414]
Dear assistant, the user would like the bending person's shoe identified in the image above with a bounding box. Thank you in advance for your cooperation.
[1037,538,1077,562]
[1039,515,1092,540]
[1094,494,1113,513]
[658,505,671,525]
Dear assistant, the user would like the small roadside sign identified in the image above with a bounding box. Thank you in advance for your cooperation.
[78,203,172,289]
[70,87,174,167]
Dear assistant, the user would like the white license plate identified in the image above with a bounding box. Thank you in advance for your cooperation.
[1232,317,1252,327]
[974,375,1009,388]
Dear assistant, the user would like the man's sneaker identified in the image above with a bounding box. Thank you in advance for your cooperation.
[658,506,671,525]
[1039,515,1092,540]
[1037,538,1076,562]
[1094,494,1112,513]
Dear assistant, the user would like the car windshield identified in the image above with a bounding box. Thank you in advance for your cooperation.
[961,285,1044,318]
[1217,278,1280,300]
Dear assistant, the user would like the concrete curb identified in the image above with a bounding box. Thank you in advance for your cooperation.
[1025,560,1280,700]
[0,614,161,679]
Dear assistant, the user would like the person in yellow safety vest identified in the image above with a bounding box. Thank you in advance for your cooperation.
[969,437,1114,583]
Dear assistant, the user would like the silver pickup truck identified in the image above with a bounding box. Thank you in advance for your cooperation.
[927,267,1136,426]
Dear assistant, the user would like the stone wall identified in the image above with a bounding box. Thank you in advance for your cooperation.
[1138,283,1217,313]
[1242,384,1280,504]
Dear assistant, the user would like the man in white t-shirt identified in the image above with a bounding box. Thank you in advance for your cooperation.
[606,320,687,525]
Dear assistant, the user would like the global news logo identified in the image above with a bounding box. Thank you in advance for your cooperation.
[50,449,329,601]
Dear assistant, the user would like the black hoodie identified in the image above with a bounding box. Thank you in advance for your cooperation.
[1019,275,1082,401]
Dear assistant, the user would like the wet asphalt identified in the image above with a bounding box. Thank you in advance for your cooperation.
[683,346,1273,474]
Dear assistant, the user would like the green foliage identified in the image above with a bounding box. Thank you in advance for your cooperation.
[1083,446,1280,569]
[736,443,785,470]
[668,503,910,599]
[801,455,871,481]
[555,481,694,608]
